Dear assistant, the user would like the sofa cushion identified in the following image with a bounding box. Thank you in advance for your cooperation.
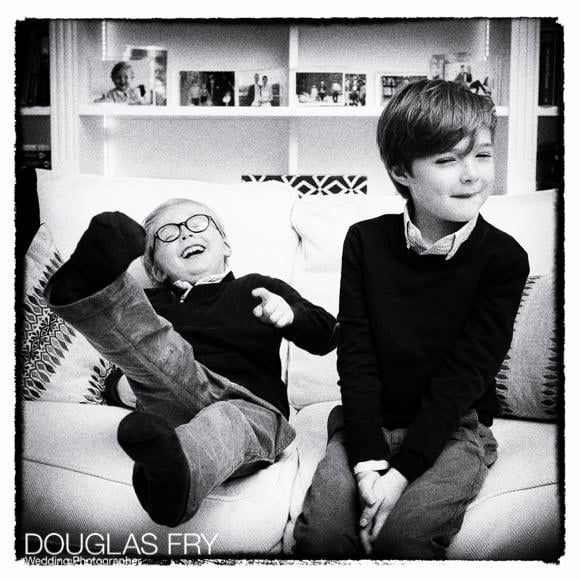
[496,274,562,421]
[284,401,561,560]
[290,191,557,276]
[36,170,300,287]
[19,224,116,404]
[21,402,299,557]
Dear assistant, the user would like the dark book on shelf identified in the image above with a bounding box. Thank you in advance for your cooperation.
[538,20,563,107]
[16,20,50,108]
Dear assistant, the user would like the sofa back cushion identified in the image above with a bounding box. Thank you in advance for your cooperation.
[291,191,557,276]
[36,170,300,287]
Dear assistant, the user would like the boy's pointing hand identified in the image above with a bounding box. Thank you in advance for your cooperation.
[252,288,295,328]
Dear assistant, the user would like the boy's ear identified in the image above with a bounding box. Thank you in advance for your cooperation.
[223,239,232,257]
[389,165,411,187]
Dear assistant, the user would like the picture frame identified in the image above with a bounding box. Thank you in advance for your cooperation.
[236,69,285,107]
[122,46,167,106]
[90,59,154,105]
[295,71,345,105]
[343,73,367,106]
[179,71,236,107]
[376,74,428,107]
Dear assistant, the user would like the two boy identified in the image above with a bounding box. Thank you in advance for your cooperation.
[45,79,528,558]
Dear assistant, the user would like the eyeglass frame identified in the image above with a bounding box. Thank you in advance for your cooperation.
[153,213,226,247]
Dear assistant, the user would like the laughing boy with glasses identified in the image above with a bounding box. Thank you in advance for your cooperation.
[44,198,337,528]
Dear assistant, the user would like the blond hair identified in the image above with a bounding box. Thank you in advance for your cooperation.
[142,198,229,286]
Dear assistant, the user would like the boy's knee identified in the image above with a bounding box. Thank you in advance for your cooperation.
[293,516,359,558]
[372,514,445,560]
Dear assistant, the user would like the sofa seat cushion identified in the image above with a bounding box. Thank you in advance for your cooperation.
[284,401,561,560]
[21,401,298,557]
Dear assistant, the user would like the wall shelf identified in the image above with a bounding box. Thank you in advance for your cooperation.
[19,107,51,116]
[79,104,509,119]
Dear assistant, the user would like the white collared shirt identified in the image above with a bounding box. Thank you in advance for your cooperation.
[174,270,230,302]
[403,203,478,261]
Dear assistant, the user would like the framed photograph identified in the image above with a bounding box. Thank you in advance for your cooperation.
[179,71,236,107]
[123,46,167,106]
[295,71,344,105]
[343,73,367,106]
[90,59,153,105]
[429,54,446,80]
[444,52,492,98]
[237,69,285,107]
[376,74,428,107]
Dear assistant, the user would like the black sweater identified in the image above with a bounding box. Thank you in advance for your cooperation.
[338,214,529,482]
[145,272,337,418]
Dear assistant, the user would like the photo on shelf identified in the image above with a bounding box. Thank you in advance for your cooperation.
[179,71,236,107]
[91,59,153,105]
[237,70,285,107]
[377,74,428,107]
[343,73,367,106]
[444,52,493,98]
[122,46,167,106]
[295,72,344,105]
[429,54,446,79]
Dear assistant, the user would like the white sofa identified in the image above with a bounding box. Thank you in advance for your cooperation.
[18,170,562,560]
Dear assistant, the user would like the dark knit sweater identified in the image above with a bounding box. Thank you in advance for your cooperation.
[338,213,529,482]
[145,272,337,418]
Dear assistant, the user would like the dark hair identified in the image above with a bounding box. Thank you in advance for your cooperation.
[110,61,133,79]
[377,79,496,199]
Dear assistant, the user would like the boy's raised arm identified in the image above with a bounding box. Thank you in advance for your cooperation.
[257,276,338,356]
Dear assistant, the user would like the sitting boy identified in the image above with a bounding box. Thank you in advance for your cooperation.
[45,198,337,527]
[294,79,530,559]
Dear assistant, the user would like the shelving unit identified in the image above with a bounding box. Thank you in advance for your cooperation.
[34,18,561,195]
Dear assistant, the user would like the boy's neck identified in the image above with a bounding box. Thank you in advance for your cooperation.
[410,205,465,246]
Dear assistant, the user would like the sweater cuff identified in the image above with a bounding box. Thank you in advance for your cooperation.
[389,452,426,483]
[353,459,389,475]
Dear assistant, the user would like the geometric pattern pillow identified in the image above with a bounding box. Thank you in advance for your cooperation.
[496,274,562,422]
[242,175,367,196]
[19,224,117,404]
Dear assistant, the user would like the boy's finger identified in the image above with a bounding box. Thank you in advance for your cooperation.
[251,287,272,303]
[360,502,379,528]
[253,305,263,318]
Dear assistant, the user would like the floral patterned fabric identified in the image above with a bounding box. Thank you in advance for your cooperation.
[19,224,116,404]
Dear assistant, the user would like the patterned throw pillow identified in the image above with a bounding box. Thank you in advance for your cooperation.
[19,224,117,404]
[496,274,562,421]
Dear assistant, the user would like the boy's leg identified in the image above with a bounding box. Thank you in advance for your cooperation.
[293,406,363,559]
[372,410,498,560]
[118,398,284,527]
[44,212,268,424]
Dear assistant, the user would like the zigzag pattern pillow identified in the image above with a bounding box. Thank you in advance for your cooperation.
[496,274,562,421]
[19,224,117,403]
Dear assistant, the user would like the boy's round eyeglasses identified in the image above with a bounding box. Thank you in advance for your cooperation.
[154,214,225,244]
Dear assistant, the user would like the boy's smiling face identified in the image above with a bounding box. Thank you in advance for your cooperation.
[112,67,134,92]
[393,127,495,236]
[153,202,231,284]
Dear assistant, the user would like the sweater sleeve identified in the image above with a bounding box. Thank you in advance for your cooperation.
[261,276,338,355]
[337,226,388,468]
[389,243,530,482]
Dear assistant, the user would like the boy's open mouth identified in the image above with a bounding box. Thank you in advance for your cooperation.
[182,244,205,258]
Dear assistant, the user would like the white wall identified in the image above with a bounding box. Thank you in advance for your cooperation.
[75,19,511,194]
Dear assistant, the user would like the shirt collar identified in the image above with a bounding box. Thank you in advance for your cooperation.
[403,202,478,260]
[173,270,231,303]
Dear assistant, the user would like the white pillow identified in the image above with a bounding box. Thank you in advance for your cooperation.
[291,194,404,272]
[481,191,557,276]
[36,170,300,286]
